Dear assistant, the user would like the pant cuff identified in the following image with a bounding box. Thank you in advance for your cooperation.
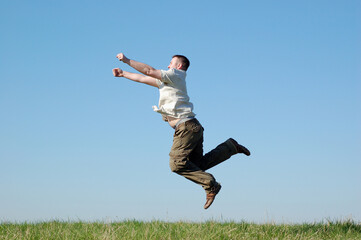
[226,138,238,154]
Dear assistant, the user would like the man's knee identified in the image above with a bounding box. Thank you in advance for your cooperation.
[169,159,179,173]
[169,157,187,173]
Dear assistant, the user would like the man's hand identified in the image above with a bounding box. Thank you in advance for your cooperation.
[116,53,129,63]
[112,68,124,77]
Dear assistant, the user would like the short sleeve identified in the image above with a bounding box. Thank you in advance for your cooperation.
[155,78,162,88]
[160,69,174,85]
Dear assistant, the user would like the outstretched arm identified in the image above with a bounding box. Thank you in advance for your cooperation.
[112,68,158,88]
[116,53,162,80]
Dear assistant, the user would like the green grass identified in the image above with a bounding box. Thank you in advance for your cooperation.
[1,220,360,239]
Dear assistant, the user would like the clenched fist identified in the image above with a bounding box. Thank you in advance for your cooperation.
[112,68,124,77]
[116,53,129,63]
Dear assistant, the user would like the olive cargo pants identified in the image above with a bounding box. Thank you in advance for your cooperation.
[169,118,238,193]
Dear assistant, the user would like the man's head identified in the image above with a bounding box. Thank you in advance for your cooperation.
[168,55,190,71]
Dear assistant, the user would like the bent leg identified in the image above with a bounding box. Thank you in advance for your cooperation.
[169,119,217,193]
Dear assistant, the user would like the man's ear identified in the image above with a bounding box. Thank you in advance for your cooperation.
[177,63,183,70]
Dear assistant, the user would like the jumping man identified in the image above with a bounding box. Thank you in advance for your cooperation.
[112,53,250,209]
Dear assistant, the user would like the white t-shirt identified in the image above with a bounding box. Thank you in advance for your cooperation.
[152,68,195,119]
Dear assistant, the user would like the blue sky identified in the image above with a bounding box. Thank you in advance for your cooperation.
[1,0,360,223]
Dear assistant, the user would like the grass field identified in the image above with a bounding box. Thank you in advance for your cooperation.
[1,220,360,239]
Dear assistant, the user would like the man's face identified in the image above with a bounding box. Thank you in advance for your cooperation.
[168,57,181,70]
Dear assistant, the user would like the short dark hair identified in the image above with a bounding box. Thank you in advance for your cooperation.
[173,55,190,71]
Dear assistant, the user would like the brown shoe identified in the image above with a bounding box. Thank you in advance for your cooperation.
[229,138,251,156]
[204,183,222,209]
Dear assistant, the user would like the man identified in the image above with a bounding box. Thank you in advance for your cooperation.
[112,53,250,209]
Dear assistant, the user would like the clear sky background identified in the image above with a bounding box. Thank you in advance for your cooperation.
[1,0,360,223]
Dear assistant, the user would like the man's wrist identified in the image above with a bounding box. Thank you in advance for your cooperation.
[124,58,131,65]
